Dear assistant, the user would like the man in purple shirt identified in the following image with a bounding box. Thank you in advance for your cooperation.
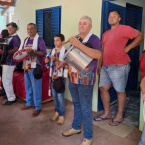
[1,22,21,105]
[20,23,46,117]
[62,16,102,145]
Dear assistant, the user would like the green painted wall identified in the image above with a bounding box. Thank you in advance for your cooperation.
[12,0,103,112]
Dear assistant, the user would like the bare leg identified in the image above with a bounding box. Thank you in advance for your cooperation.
[94,84,112,121]
[109,92,126,125]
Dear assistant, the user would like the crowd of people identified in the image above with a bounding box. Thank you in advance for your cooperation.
[0,10,144,145]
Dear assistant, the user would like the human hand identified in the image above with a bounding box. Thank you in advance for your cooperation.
[142,93,145,101]
[26,49,34,54]
[69,36,81,48]
[57,61,66,69]
[45,58,49,63]
[124,46,131,53]
[97,66,101,75]
[50,55,56,61]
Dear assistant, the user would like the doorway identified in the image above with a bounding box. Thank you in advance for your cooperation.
[98,0,143,128]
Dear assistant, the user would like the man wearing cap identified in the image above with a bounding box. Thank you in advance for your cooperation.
[20,23,46,117]
[1,22,21,105]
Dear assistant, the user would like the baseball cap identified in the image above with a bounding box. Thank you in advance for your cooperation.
[6,22,18,29]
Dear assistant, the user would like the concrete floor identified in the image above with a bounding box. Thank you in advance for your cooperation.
[0,97,142,145]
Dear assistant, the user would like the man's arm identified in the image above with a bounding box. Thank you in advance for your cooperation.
[27,38,46,57]
[27,49,46,57]
[35,38,47,57]
[69,36,101,59]
[8,47,18,55]
[34,50,45,57]
[124,31,143,53]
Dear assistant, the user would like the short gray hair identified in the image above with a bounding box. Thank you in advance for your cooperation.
[80,16,92,25]
[27,23,37,29]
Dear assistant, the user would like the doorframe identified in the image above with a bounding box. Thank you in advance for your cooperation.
[101,0,144,63]
[98,0,118,111]
[100,0,145,129]
[101,0,116,38]
[139,18,145,131]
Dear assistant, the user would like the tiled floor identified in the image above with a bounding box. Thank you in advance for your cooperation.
[98,89,140,128]
[112,90,140,128]
[0,97,142,145]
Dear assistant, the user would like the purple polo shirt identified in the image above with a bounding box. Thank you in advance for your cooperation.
[6,35,21,65]
[84,34,102,73]
[22,36,46,65]
[68,34,102,85]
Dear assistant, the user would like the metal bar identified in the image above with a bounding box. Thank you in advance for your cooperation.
[1,6,10,15]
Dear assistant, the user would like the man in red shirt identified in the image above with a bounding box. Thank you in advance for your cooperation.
[94,10,143,126]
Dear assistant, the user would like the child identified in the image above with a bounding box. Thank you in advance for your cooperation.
[45,34,67,125]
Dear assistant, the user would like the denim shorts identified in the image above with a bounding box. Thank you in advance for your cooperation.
[99,63,130,92]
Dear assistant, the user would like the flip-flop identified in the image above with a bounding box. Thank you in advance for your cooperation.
[109,119,124,126]
[94,116,111,121]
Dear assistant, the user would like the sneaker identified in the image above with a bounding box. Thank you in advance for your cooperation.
[57,116,65,125]
[2,100,17,105]
[80,138,93,145]
[50,112,59,121]
[62,128,81,137]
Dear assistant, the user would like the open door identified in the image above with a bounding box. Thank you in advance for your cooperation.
[98,1,143,111]
[125,3,143,90]
[98,1,126,111]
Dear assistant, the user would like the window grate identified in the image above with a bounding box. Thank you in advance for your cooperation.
[43,10,52,48]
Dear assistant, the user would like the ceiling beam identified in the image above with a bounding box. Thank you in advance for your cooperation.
[1,6,10,15]
[0,1,14,6]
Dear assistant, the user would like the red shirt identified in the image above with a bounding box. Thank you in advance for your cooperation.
[101,25,139,65]
[140,52,145,79]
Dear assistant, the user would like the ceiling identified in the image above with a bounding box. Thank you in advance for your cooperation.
[0,0,15,15]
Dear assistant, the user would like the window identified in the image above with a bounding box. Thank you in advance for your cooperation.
[43,10,52,47]
[36,6,61,49]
